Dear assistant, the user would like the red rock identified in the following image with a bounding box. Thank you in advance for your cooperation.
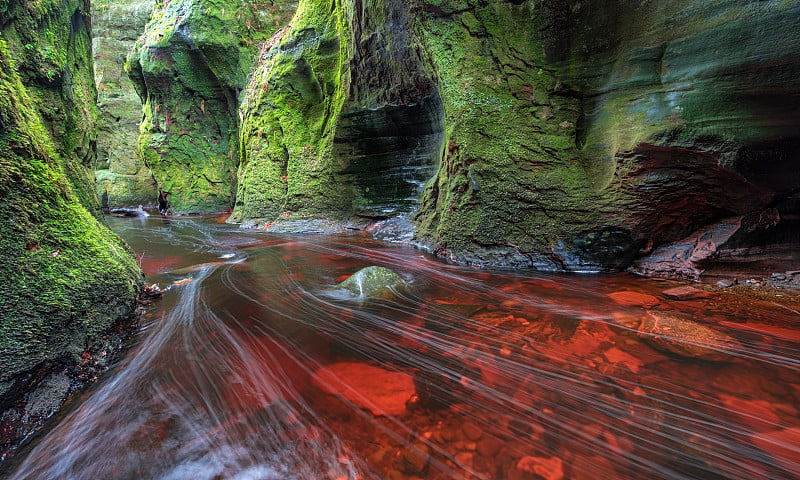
[516,456,564,480]
[602,347,643,373]
[608,291,660,307]
[751,427,800,477]
[637,311,741,361]
[311,362,415,416]
[662,285,714,300]
[719,321,800,342]
[719,394,781,432]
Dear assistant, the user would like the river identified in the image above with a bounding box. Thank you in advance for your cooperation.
[5,216,799,479]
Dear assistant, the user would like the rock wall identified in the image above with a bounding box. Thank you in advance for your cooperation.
[0,0,143,456]
[230,0,442,226]
[143,0,799,276]
[411,0,800,274]
[556,0,800,278]
[127,0,294,214]
[92,0,158,208]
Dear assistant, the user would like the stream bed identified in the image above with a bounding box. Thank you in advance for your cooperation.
[6,216,800,480]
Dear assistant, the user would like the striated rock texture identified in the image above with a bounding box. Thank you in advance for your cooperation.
[553,0,800,277]
[127,0,295,214]
[230,0,442,225]
[92,0,158,208]
[413,0,800,273]
[0,0,143,456]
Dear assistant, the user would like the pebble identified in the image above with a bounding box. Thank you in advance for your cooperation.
[716,279,736,288]
[462,421,483,441]
[401,442,431,474]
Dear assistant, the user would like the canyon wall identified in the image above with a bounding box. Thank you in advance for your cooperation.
[126,0,294,214]
[229,0,442,227]
[0,0,143,454]
[411,0,800,274]
[121,0,799,276]
[92,0,158,208]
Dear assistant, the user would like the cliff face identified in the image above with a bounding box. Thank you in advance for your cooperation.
[554,0,800,277]
[0,0,143,454]
[127,0,294,214]
[92,0,158,208]
[411,0,800,274]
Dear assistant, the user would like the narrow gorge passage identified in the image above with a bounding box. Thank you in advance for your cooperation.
[6,217,799,480]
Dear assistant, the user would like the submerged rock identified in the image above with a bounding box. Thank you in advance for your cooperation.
[636,311,741,362]
[335,266,407,299]
[311,362,415,416]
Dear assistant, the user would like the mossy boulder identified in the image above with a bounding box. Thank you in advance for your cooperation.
[335,266,407,299]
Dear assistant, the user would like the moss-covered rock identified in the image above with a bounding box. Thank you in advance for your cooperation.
[553,0,800,262]
[413,0,800,272]
[232,0,799,274]
[92,0,159,208]
[230,0,443,226]
[0,27,143,452]
[412,0,603,269]
[335,266,407,299]
[0,0,102,215]
[127,0,294,214]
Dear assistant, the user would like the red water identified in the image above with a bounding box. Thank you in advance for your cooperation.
[6,216,799,480]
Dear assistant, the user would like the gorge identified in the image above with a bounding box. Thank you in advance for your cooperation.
[1,0,799,478]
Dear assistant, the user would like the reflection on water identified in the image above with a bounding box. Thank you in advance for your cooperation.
[7,216,800,479]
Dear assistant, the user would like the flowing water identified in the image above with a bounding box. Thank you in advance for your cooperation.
[6,216,800,480]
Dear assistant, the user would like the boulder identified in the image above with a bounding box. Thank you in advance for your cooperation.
[335,266,407,299]
[311,362,415,416]
[636,311,741,361]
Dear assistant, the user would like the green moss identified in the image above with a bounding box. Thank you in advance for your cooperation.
[126,0,297,214]
[0,38,143,392]
[231,0,352,223]
[413,5,598,259]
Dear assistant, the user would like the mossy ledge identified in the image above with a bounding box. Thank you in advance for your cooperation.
[0,1,143,458]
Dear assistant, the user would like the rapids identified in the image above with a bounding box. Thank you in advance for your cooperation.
[5,216,799,479]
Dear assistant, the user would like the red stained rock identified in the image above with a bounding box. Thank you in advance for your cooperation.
[637,311,741,361]
[751,427,800,477]
[602,347,643,373]
[718,394,780,432]
[608,291,660,307]
[516,456,564,480]
[662,285,714,300]
[311,362,415,416]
